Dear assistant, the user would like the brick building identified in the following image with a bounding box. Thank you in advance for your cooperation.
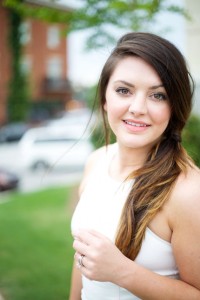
[0,0,72,125]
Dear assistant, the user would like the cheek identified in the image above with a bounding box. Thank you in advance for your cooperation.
[106,102,124,122]
[149,105,171,126]
[105,92,127,118]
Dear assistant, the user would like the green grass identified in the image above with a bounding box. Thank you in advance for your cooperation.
[0,186,77,300]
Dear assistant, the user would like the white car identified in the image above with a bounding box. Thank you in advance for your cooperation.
[18,126,94,171]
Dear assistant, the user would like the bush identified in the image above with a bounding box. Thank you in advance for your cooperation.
[182,114,200,167]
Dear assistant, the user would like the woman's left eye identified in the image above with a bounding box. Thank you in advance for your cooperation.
[152,93,167,101]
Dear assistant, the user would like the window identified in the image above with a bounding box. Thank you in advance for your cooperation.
[46,57,62,79]
[20,22,31,45]
[21,56,32,75]
[47,26,60,49]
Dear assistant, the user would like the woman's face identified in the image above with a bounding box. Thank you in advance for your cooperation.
[104,56,171,151]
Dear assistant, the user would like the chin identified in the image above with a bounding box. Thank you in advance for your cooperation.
[118,136,157,150]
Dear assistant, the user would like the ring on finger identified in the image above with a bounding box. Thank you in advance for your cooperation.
[78,254,85,267]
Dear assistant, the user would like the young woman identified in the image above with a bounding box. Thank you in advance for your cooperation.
[69,32,200,299]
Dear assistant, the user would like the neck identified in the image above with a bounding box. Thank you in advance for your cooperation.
[109,143,149,181]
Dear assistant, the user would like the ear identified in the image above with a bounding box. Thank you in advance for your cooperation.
[103,101,107,111]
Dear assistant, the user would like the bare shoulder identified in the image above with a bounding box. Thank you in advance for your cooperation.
[170,166,200,289]
[78,144,111,195]
[169,165,200,225]
[85,145,108,170]
[171,165,200,211]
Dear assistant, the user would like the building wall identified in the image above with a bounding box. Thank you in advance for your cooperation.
[23,19,68,100]
[0,1,69,125]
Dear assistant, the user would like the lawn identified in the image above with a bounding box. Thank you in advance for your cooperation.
[0,185,78,300]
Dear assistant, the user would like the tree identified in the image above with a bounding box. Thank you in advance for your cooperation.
[3,0,187,48]
[7,8,29,122]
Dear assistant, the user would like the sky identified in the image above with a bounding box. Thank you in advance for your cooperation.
[62,0,185,87]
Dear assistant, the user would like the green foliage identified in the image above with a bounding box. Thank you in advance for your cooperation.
[4,0,73,26]
[7,9,29,122]
[0,186,75,300]
[182,114,200,167]
[3,0,188,48]
[91,118,106,149]
[73,84,98,110]
[91,117,116,149]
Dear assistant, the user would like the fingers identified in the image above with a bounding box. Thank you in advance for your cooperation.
[73,239,88,256]
[87,229,110,240]
[73,229,97,245]
[73,230,103,272]
[73,229,113,260]
[73,230,102,255]
[73,228,110,245]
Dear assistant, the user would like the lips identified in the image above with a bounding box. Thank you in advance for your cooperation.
[123,120,150,127]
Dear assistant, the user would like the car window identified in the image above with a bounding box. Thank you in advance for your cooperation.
[33,138,78,144]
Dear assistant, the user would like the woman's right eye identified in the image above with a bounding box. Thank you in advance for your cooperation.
[116,87,130,95]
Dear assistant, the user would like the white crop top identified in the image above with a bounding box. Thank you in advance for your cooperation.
[71,143,179,300]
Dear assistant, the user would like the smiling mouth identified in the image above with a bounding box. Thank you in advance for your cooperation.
[124,120,150,127]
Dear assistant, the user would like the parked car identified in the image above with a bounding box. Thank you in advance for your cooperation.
[0,168,20,192]
[0,122,29,143]
[18,126,94,171]
[45,108,96,136]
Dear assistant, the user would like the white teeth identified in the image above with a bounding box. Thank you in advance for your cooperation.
[125,121,147,127]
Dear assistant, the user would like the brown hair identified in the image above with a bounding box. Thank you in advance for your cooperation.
[97,32,194,259]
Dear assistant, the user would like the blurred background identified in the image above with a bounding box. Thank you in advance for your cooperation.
[0,0,200,299]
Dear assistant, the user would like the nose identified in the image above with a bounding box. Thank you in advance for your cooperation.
[128,92,147,115]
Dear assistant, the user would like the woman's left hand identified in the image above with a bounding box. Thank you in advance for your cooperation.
[73,229,129,283]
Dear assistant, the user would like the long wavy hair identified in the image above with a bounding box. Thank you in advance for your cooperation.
[97,32,194,260]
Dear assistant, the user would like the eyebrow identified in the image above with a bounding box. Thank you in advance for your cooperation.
[114,80,164,89]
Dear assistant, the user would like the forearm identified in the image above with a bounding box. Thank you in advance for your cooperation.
[69,263,82,300]
[117,259,200,300]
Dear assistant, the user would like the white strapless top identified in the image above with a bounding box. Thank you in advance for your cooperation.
[71,143,179,300]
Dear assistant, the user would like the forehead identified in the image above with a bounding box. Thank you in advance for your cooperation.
[109,56,162,86]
